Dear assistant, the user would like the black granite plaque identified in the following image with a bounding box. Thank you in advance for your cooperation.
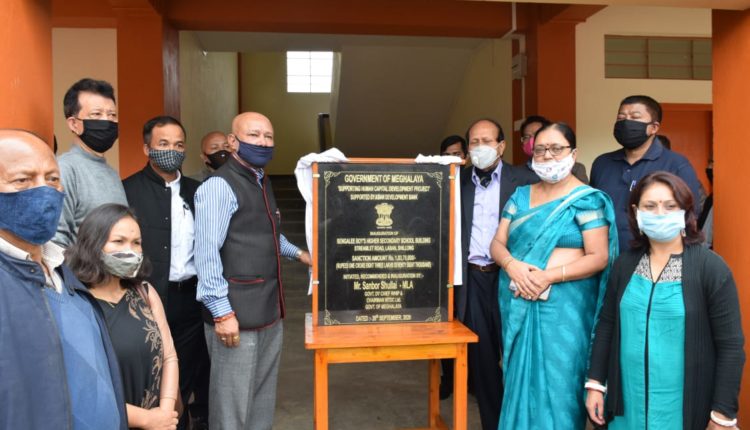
[317,163,451,325]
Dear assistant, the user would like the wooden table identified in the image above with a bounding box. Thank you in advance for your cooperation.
[304,315,478,430]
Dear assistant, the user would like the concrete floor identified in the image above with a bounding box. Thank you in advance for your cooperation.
[271,176,482,430]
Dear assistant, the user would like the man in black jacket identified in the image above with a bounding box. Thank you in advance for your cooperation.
[457,118,538,430]
[123,116,209,430]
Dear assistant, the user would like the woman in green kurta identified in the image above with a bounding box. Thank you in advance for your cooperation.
[587,172,745,430]
[613,252,685,429]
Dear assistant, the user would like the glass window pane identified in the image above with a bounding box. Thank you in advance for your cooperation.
[605,37,647,53]
[310,76,332,93]
[606,65,647,79]
[288,83,310,93]
[605,36,647,78]
[650,52,691,67]
[286,51,334,93]
[607,51,648,66]
[649,38,691,54]
[649,66,691,79]
[693,65,712,80]
[311,51,333,60]
[310,58,332,76]
[287,58,310,76]
[693,39,711,54]
[605,36,711,81]
[287,75,310,93]
[287,51,310,59]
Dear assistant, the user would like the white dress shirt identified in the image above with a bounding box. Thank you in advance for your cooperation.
[166,172,197,282]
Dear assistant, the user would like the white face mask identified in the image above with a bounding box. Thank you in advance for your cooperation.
[531,152,575,183]
[470,144,500,170]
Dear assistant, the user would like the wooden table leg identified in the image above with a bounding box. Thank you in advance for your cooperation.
[428,358,440,427]
[314,350,329,430]
[453,344,468,430]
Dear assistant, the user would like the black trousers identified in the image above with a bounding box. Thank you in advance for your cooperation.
[167,277,211,429]
[463,269,503,430]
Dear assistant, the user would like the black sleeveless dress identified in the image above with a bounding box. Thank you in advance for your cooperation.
[98,288,164,411]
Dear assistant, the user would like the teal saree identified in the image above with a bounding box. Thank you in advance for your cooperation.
[498,185,618,430]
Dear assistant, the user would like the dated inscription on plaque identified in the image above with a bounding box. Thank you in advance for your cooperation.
[317,163,450,325]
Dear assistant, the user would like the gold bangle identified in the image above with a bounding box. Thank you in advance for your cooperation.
[501,256,515,269]
[561,265,567,283]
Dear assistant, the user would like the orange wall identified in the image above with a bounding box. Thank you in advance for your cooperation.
[0,0,53,144]
[713,9,750,421]
[115,9,179,178]
[513,5,579,165]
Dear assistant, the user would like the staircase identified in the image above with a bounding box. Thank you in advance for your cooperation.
[270,175,307,249]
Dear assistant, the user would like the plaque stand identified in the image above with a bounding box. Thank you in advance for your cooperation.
[304,315,477,430]
[305,159,477,429]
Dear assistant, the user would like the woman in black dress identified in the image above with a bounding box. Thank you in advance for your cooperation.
[67,204,179,430]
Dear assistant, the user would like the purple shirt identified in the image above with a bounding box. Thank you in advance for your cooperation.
[468,162,503,266]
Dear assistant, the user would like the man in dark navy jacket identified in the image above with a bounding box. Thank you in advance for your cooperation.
[0,129,127,430]
[456,119,538,430]
[590,95,702,252]
[123,116,210,429]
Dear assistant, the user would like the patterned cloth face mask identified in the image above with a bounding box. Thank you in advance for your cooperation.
[101,250,144,279]
[148,148,185,173]
[531,152,575,184]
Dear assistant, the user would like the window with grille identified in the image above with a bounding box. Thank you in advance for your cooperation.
[286,51,333,93]
[604,36,711,80]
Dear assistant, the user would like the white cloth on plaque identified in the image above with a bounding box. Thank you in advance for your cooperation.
[414,155,463,286]
[294,148,349,294]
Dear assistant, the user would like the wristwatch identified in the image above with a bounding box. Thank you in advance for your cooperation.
[295,249,304,260]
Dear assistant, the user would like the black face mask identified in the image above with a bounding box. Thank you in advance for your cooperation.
[206,150,231,170]
[706,167,713,184]
[613,119,651,150]
[79,119,118,153]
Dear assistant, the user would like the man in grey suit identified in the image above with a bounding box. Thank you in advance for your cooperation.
[456,118,538,430]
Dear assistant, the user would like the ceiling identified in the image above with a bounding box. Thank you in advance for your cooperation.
[474,0,750,9]
[196,31,483,157]
[195,32,485,53]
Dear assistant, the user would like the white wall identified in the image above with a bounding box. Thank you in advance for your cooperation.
[52,28,119,170]
[179,31,239,177]
[575,6,712,169]
[443,39,514,161]
[240,52,331,175]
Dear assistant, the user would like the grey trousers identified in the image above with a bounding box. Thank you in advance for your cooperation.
[204,320,283,430]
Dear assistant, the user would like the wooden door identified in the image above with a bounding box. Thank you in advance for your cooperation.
[659,103,713,193]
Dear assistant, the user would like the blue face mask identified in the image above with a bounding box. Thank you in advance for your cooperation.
[237,139,273,167]
[636,209,686,242]
[0,186,65,245]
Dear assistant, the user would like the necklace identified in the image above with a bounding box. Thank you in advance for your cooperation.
[94,287,127,308]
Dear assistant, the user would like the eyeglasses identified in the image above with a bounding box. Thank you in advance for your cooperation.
[532,145,571,157]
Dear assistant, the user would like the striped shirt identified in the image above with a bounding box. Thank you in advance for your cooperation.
[195,173,300,318]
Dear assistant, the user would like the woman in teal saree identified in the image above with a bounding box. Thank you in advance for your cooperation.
[490,123,618,429]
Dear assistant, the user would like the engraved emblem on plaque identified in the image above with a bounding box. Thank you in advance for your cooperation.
[374,202,394,228]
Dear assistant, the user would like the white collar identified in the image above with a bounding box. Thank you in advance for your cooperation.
[0,236,65,276]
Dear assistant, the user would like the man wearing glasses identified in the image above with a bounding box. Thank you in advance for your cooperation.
[458,118,538,430]
[53,78,127,248]
[590,95,701,252]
